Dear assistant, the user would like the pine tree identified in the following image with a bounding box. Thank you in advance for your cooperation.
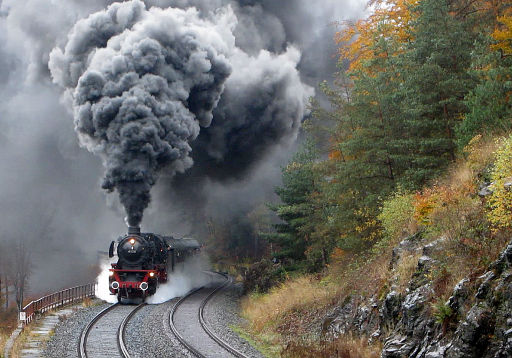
[399,0,476,186]
[267,140,320,269]
[321,36,406,250]
[457,16,512,148]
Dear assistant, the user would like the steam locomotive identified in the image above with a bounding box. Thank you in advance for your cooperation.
[108,227,201,303]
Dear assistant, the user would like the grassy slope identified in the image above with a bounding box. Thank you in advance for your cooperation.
[241,135,511,357]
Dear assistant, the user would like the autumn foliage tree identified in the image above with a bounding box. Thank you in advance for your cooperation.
[264,0,512,277]
[337,0,419,73]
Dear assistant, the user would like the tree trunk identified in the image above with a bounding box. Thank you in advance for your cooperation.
[321,248,327,267]
[5,275,8,310]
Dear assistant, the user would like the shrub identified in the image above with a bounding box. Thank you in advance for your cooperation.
[378,190,417,242]
[243,259,287,294]
[413,187,439,226]
[411,162,485,245]
[487,135,512,231]
[428,189,485,242]
[82,297,93,308]
[432,299,456,334]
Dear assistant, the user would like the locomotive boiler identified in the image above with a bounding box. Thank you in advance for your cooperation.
[108,226,201,302]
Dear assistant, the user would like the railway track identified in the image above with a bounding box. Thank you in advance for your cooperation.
[78,302,145,358]
[169,272,249,358]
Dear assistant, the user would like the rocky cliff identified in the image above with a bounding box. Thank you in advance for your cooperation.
[322,236,512,358]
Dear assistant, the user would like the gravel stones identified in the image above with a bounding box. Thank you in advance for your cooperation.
[204,282,264,358]
[43,301,110,358]
[124,299,192,358]
[44,280,264,358]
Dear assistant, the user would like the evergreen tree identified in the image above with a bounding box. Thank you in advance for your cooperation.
[457,34,512,148]
[399,0,476,186]
[267,140,320,269]
[317,36,405,250]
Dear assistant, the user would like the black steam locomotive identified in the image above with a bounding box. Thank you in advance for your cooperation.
[108,227,201,302]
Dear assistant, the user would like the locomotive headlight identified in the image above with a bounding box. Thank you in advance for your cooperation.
[129,238,135,245]
[109,271,114,277]
[149,272,155,277]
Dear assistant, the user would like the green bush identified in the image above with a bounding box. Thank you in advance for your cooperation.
[432,299,457,334]
[243,259,287,294]
[378,190,416,243]
[488,135,512,231]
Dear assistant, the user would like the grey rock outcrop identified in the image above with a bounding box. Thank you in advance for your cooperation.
[322,238,512,358]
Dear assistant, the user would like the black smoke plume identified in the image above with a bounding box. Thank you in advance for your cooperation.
[49,1,233,226]
[49,0,314,227]
[0,0,365,293]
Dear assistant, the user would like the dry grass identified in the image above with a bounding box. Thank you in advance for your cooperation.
[9,325,33,358]
[241,249,394,352]
[463,134,499,174]
[0,309,17,335]
[434,134,498,204]
[282,334,382,358]
[329,250,392,302]
[0,308,17,357]
[0,332,8,358]
[82,297,93,308]
[242,276,333,333]
[394,252,422,293]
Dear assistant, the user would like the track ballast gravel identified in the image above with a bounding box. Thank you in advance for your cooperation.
[43,301,110,358]
[204,282,264,358]
[124,298,193,358]
[44,280,263,358]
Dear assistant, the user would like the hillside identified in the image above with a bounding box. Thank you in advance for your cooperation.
[241,136,512,357]
[239,0,512,356]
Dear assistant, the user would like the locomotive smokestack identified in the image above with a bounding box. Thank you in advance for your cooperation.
[128,226,141,235]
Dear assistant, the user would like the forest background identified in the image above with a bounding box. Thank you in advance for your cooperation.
[231,0,512,355]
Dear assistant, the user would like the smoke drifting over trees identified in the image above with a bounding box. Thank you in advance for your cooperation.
[0,0,365,293]
[49,0,314,226]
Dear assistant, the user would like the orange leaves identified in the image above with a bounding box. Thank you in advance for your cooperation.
[413,187,438,225]
[492,8,512,55]
[328,149,343,161]
[330,247,346,261]
[412,177,477,229]
[336,0,419,72]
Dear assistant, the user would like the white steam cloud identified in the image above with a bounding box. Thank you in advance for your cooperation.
[146,254,210,304]
[94,255,211,304]
[95,261,119,303]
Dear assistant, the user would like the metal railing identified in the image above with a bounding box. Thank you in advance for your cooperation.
[21,283,96,325]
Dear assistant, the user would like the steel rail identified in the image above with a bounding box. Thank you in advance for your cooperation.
[168,271,249,358]
[118,303,146,358]
[198,273,249,358]
[78,303,119,358]
[169,287,206,358]
[78,302,144,358]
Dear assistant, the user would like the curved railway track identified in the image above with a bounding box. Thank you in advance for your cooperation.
[169,272,249,358]
[78,302,145,358]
